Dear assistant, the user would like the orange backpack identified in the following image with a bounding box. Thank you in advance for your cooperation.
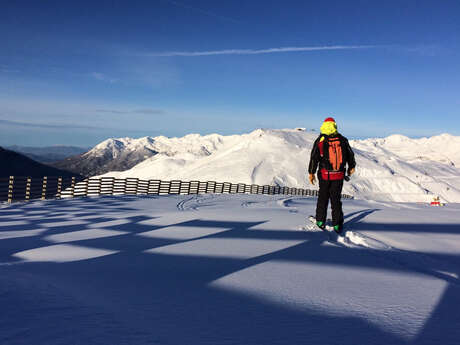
[318,136,345,180]
[327,137,343,171]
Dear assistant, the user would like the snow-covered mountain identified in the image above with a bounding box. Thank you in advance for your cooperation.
[350,134,460,203]
[354,134,460,167]
[92,129,460,203]
[101,129,312,186]
[52,137,159,176]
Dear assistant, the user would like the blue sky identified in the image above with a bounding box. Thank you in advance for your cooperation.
[1,0,459,146]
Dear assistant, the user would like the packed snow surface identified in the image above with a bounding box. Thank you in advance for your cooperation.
[1,194,460,344]
[98,129,460,203]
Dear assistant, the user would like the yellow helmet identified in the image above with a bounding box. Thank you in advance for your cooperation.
[320,117,337,136]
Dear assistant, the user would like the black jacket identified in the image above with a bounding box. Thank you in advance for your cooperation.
[308,133,356,175]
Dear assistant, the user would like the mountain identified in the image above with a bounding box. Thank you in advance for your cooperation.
[0,146,81,178]
[52,137,160,177]
[6,145,89,163]
[352,134,460,167]
[90,129,460,203]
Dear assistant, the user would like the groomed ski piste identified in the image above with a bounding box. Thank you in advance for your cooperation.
[1,194,460,344]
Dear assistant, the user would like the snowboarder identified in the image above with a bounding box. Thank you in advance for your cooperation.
[308,117,356,233]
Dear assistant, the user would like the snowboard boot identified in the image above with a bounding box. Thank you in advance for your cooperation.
[333,224,343,234]
[316,220,326,230]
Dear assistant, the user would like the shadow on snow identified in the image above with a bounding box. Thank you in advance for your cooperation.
[0,196,459,345]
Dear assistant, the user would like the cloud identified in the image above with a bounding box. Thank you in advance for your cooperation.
[147,45,382,57]
[135,108,166,114]
[0,65,20,73]
[95,108,166,115]
[0,119,102,130]
[402,44,442,57]
[91,72,118,83]
[90,57,181,88]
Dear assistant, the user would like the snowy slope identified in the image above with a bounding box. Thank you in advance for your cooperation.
[98,129,460,203]
[351,134,460,202]
[354,133,460,167]
[1,194,460,344]
[52,136,160,176]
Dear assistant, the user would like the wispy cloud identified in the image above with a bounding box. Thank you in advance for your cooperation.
[95,108,166,115]
[0,119,102,130]
[148,45,382,57]
[402,44,442,57]
[91,72,118,83]
[0,65,21,73]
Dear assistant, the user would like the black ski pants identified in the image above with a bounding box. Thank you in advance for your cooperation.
[315,177,344,226]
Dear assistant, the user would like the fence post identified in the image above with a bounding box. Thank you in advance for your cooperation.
[70,176,76,198]
[120,178,126,195]
[56,176,63,199]
[97,178,102,196]
[109,177,115,195]
[83,178,89,197]
[24,177,31,201]
[7,176,14,203]
[135,178,139,195]
[41,176,47,200]
[25,177,32,202]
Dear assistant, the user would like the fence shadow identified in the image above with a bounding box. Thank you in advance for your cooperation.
[1,195,459,344]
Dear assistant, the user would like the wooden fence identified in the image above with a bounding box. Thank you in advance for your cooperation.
[0,176,353,203]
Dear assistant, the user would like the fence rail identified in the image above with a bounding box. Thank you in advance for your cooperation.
[1,176,353,203]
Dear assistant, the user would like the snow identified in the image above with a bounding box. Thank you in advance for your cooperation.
[146,237,305,259]
[97,129,460,203]
[0,229,46,240]
[45,229,129,243]
[211,261,447,340]
[139,225,232,240]
[1,194,460,344]
[13,244,119,263]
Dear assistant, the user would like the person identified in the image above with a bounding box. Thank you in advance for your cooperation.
[308,117,356,233]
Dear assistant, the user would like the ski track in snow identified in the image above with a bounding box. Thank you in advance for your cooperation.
[1,194,460,344]
[176,194,218,211]
[283,196,460,285]
[178,195,460,287]
[335,230,460,285]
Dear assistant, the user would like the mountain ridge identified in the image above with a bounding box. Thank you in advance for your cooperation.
[0,146,81,178]
[7,145,89,163]
[97,129,460,203]
[48,128,460,203]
